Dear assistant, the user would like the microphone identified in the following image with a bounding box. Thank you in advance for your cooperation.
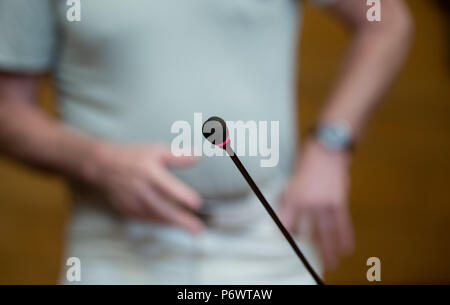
[202,116,324,285]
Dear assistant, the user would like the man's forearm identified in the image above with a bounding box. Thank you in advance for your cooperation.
[319,1,413,138]
[0,101,103,183]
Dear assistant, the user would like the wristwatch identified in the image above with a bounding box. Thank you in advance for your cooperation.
[311,121,354,152]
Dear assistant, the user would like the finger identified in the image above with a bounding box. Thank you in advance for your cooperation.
[110,192,144,219]
[149,164,202,210]
[278,192,297,232]
[151,192,204,234]
[158,145,200,168]
[335,207,354,256]
[136,182,204,234]
[314,208,339,270]
[296,210,313,239]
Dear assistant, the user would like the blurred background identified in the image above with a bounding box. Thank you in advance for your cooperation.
[0,0,449,284]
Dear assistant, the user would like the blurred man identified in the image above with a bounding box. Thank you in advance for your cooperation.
[0,0,412,284]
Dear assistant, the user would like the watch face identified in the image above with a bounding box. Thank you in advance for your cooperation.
[316,123,352,151]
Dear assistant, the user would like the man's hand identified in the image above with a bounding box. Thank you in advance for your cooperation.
[84,143,204,234]
[0,73,203,235]
[279,140,354,269]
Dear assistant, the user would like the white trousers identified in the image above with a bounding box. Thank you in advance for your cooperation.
[61,178,322,285]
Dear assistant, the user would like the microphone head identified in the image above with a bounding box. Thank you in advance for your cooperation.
[202,116,230,149]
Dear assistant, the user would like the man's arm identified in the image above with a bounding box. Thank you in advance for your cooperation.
[0,73,103,178]
[320,0,413,133]
[280,0,413,269]
[0,72,203,233]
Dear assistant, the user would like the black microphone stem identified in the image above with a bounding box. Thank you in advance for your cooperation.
[225,145,324,285]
